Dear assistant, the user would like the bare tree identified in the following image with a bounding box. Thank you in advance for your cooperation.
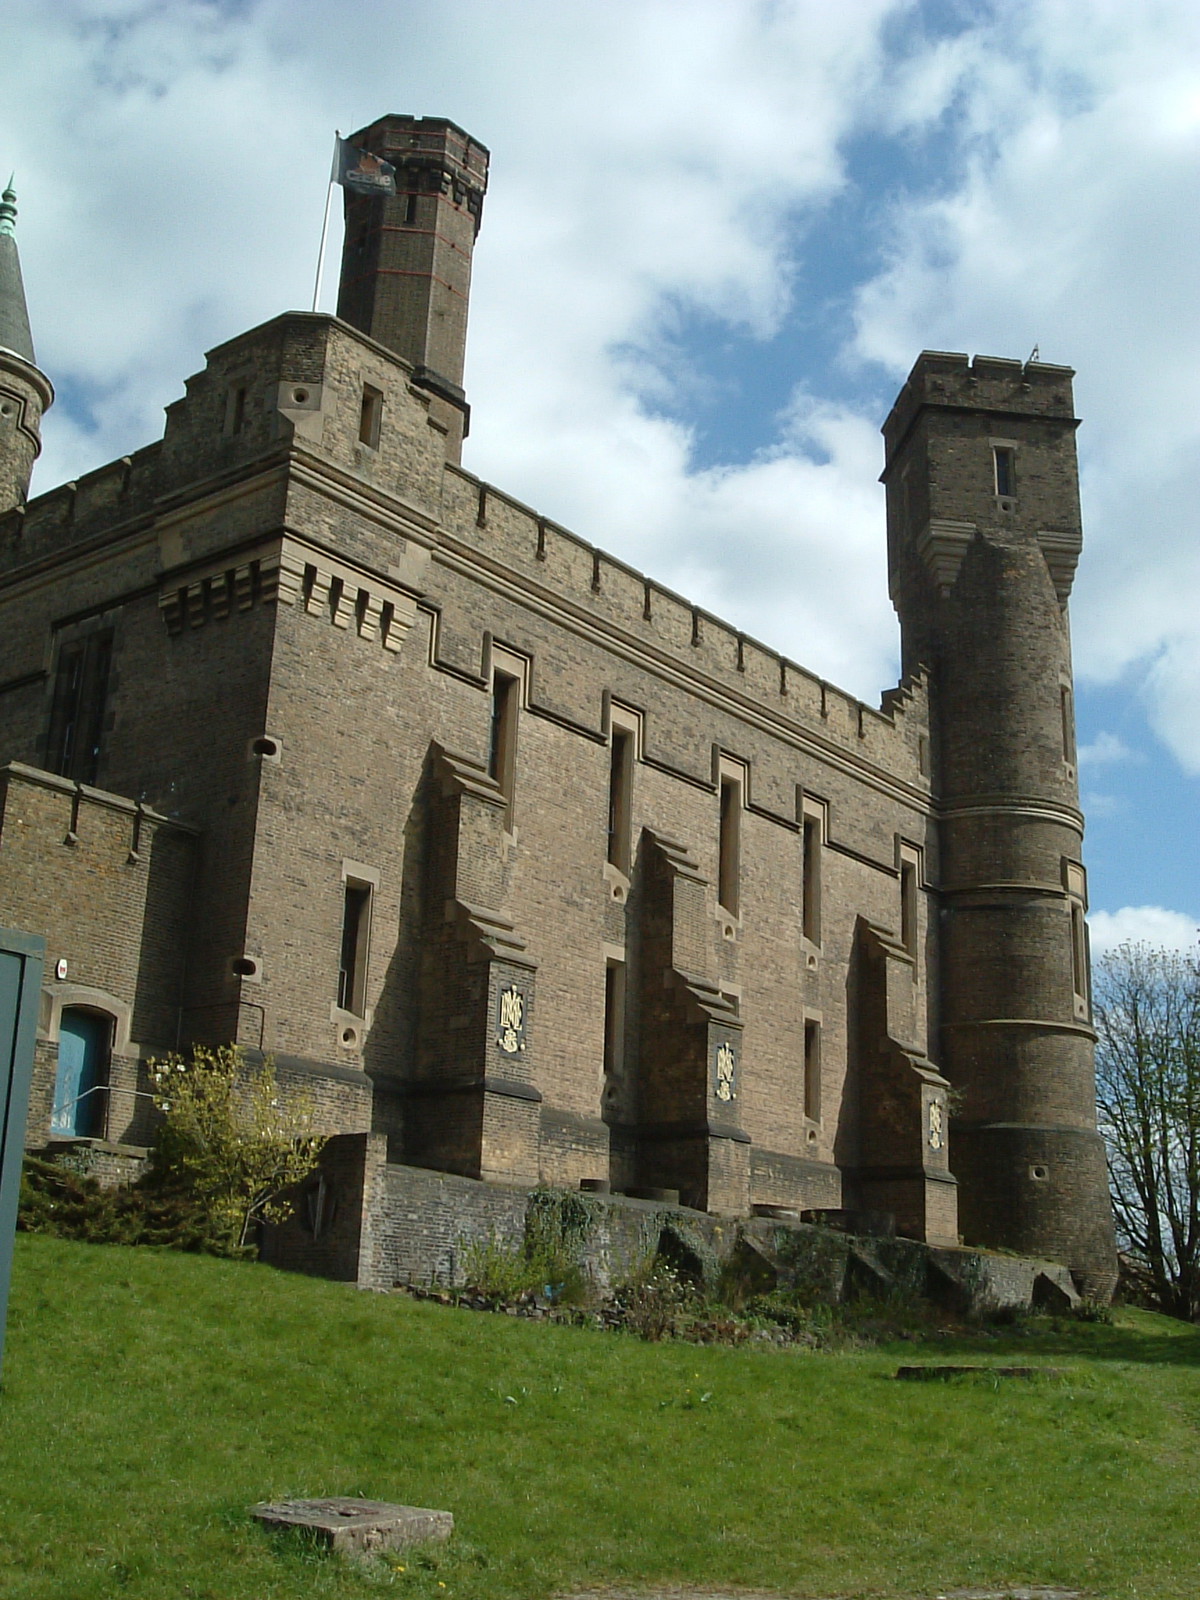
[1094,940,1200,1319]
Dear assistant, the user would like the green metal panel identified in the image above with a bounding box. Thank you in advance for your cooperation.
[0,927,44,1383]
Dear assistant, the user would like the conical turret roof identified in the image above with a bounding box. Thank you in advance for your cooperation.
[0,180,37,365]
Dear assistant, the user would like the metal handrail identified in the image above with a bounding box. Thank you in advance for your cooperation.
[49,1081,159,1139]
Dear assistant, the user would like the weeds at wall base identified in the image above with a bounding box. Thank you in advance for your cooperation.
[410,1258,1111,1351]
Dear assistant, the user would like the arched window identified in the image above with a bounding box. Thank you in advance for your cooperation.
[51,1008,112,1138]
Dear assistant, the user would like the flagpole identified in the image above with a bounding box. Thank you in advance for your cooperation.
[311,131,340,313]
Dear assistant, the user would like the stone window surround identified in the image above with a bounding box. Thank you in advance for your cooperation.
[799,792,827,960]
[1062,857,1090,1021]
[331,858,381,1051]
[485,640,529,839]
[715,752,747,934]
[896,836,924,965]
[604,700,642,888]
[803,1009,823,1133]
[38,982,131,1053]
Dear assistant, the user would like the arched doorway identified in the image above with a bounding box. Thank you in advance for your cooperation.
[51,1008,110,1137]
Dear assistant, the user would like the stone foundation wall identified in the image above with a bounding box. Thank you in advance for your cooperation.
[263,1142,1082,1312]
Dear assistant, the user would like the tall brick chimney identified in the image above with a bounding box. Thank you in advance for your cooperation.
[336,116,489,462]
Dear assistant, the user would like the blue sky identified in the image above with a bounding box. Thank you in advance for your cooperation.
[4,0,1199,950]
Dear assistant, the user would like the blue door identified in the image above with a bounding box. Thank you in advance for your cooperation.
[52,1009,109,1137]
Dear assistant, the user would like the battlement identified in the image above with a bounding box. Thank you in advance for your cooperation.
[0,442,163,576]
[440,465,930,782]
[882,350,1077,474]
[1,304,929,790]
[349,115,490,218]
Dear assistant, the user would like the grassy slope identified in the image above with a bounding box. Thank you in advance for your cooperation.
[3,1238,1200,1600]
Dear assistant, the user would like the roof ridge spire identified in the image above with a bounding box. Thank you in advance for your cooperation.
[0,178,16,239]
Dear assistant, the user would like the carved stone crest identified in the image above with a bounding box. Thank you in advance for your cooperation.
[714,1039,738,1103]
[927,1097,945,1152]
[496,983,527,1055]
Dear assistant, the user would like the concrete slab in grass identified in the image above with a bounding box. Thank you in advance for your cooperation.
[251,1497,453,1556]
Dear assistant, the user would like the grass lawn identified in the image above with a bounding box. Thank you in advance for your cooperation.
[3,1237,1200,1599]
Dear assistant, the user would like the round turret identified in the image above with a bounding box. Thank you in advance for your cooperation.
[882,351,1117,1298]
[0,181,53,514]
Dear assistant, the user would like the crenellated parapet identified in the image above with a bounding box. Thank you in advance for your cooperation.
[438,465,932,792]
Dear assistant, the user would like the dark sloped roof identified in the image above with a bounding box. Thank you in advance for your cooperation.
[0,184,36,365]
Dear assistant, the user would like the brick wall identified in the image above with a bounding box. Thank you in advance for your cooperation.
[0,312,1111,1276]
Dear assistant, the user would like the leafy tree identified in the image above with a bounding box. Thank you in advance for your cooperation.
[1094,941,1200,1319]
[146,1044,325,1252]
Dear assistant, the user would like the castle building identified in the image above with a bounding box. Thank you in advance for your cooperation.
[0,118,1117,1295]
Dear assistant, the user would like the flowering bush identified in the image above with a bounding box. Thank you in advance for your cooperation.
[146,1045,325,1252]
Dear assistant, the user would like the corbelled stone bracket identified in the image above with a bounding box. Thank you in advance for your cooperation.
[1036,526,1082,606]
[916,518,976,596]
[158,534,421,651]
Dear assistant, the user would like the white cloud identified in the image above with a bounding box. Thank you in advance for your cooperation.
[7,0,906,701]
[1089,905,1200,956]
[1079,791,1125,820]
[850,2,1200,768]
[7,0,1200,745]
[1078,731,1137,769]
[1145,632,1200,772]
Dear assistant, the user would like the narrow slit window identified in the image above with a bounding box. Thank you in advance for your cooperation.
[359,384,383,448]
[48,630,113,784]
[1070,902,1089,1007]
[718,776,741,916]
[403,191,418,225]
[994,446,1015,498]
[1060,685,1076,763]
[489,671,519,810]
[607,728,634,872]
[901,859,917,955]
[603,960,626,1086]
[802,813,821,945]
[49,643,85,776]
[338,880,373,1016]
[804,1019,821,1122]
[228,385,246,435]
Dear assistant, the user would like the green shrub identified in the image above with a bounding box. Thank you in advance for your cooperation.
[609,1262,701,1341]
[18,1157,217,1252]
[18,1045,325,1257]
[146,1044,325,1251]
[458,1189,601,1304]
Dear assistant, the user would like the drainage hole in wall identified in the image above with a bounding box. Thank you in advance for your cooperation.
[292,387,309,404]
[1030,1163,1049,1181]
[231,956,259,978]
[251,736,280,758]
